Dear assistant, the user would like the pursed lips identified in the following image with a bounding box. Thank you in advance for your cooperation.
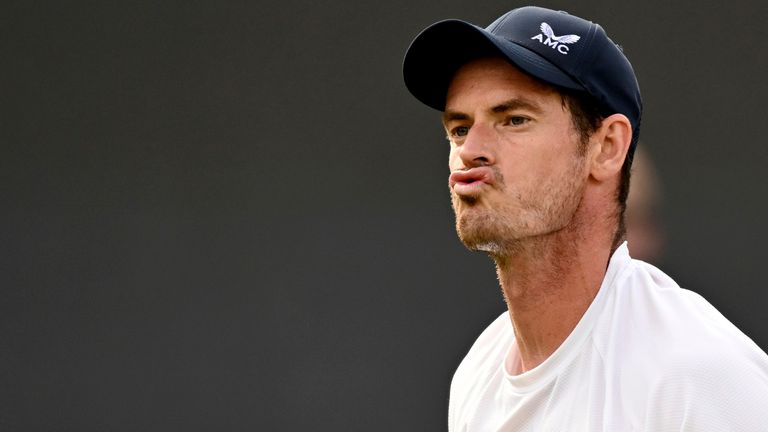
[449,167,496,196]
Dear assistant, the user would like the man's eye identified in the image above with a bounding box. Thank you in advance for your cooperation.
[507,116,528,126]
[452,126,470,137]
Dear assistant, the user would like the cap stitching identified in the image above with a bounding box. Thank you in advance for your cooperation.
[487,11,515,33]
[571,23,598,88]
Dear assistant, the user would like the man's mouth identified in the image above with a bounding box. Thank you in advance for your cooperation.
[449,167,495,196]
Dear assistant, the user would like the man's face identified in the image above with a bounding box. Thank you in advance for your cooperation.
[443,57,590,254]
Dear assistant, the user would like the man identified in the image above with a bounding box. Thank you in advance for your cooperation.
[403,6,768,431]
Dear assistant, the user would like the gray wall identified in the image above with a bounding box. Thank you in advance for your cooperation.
[3,0,767,430]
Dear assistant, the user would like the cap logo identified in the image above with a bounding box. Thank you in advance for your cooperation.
[530,22,581,55]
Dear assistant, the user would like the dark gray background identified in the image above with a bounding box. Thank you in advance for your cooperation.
[3,0,767,430]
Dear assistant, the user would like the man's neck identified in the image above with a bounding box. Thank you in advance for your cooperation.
[493,221,615,374]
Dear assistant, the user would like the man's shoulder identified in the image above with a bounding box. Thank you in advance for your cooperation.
[607,259,737,337]
[603,259,768,402]
[454,312,513,374]
[449,312,513,425]
[595,260,768,429]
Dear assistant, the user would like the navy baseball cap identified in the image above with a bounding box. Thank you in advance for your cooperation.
[403,6,643,161]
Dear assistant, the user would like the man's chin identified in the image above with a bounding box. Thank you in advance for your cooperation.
[465,239,504,254]
[457,224,502,253]
[454,203,517,253]
[456,215,527,256]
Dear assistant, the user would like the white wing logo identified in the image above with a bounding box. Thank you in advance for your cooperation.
[540,22,581,44]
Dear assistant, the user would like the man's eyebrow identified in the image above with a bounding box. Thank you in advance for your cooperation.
[443,98,544,124]
[442,111,470,124]
[491,98,543,114]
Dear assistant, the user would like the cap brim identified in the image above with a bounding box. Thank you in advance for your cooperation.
[403,20,583,111]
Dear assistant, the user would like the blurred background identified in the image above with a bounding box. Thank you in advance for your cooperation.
[2,0,767,430]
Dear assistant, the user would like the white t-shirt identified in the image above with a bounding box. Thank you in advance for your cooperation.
[448,243,768,431]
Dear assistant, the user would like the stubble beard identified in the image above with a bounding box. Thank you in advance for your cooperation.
[451,154,588,258]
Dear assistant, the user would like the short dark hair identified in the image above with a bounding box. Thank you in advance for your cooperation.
[560,89,632,247]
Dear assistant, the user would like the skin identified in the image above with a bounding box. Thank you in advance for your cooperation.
[443,57,632,373]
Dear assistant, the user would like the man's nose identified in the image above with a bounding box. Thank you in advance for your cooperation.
[458,123,495,167]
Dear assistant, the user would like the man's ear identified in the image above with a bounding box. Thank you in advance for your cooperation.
[590,113,632,181]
